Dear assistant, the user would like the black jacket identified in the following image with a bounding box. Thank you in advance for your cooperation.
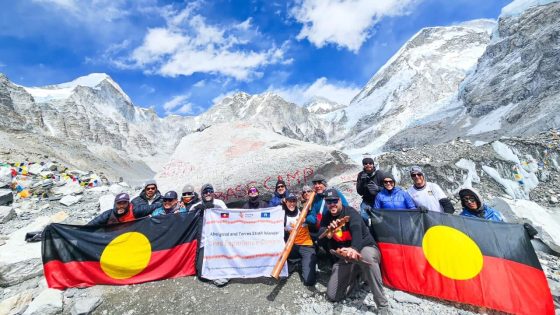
[183,193,200,212]
[319,205,376,251]
[356,169,386,203]
[131,190,163,215]
[242,197,269,209]
[87,203,149,226]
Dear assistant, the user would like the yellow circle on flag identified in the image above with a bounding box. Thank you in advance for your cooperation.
[422,225,483,280]
[100,232,152,279]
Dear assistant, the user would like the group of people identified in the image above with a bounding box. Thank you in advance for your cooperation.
[88,158,508,315]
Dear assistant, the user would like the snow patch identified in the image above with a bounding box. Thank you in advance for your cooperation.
[467,103,516,135]
[482,165,525,199]
[454,159,480,191]
[492,141,521,164]
[501,0,559,17]
[501,198,560,246]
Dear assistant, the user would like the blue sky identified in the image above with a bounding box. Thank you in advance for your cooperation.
[0,0,511,117]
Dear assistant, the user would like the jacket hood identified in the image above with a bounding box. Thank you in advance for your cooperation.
[459,188,483,211]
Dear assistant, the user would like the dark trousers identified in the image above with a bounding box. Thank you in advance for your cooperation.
[288,245,317,286]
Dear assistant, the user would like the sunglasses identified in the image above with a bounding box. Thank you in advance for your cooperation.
[163,199,175,202]
[182,192,194,197]
[383,180,394,184]
[302,190,312,194]
[276,185,285,188]
[462,196,477,203]
[203,190,214,195]
[363,162,374,165]
[325,199,339,204]
[411,173,423,178]
[145,186,157,191]
[248,188,258,194]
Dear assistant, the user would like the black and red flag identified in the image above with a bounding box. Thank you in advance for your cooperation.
[42,211,200,289]
[370,209,554,315]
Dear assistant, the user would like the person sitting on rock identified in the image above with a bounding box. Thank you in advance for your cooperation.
[191,184,229,287]
[319,189,389,314]
[374,174,416,210]
[299,184,313,208]
[356,157,386,222]
[268,179,289,207]
[180,184,200,212]
[131,179,163,216]
[151,191,185,216]
[458,188,505,222]
[407,166,454,214]
[305,174,349,231]
[242,185,268,209]
[283,192,317,286]
[88,193,148,225]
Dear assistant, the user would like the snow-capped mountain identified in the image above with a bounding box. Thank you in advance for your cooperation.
[331,19,496,157]
[304,97,347,115]
[384,0,560,150]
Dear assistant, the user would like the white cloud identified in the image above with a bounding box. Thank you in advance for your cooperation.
[268,77,360,106]
[193,80,206,88]
[163,93,204,115]
[290,0,420,52]
[124,5,286,81]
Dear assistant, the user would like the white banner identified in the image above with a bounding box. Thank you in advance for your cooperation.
[201,206,288,279]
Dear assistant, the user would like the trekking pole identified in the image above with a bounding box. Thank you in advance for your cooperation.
[271,191,315,279]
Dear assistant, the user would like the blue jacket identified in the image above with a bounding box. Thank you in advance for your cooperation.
[305,188,348,229]
[268,190,290,207]
[460,204,505,222]
[151,205,186,217]
[374,187,416,210]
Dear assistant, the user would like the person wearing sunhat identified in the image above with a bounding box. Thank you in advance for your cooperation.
[283,192,316,286]
[319,188,389,313]
[88,193,146,225]
[151,191,186,216]
[242,185,268,209]
[374,174,416,210]
[356,157,387,222]
[180,184,200,212]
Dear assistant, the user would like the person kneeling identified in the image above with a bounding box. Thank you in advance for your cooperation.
[283,193,316,286]
[319,189,390,314]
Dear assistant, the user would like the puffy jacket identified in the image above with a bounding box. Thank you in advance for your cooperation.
[131,190,163,216]
[87,203,137,226]
[243,196,269,209]
[151,204,187,217]
[374,187,416,210]
[269,190,290,207]
[305,188,348,229]
[458,188,505,222]
[356,169,386,203]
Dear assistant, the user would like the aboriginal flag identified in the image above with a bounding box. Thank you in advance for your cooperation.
[370,210,554,315]
[42,211,200,289]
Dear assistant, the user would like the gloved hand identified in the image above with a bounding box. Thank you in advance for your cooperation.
[366,182,379,194]
[523,223,538,238]
[417,205,429,213]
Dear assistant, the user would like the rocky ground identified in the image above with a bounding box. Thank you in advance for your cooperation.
[1,133,560,314]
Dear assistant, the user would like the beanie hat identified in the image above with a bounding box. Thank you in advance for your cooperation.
[362,157,374,165]
[311,174,328,186]
[409,166,424,176]
[248,185,259,193]
[275,180,286,190]
[182,184,195,195]
[201,183,214,194]
[144,179,157,188]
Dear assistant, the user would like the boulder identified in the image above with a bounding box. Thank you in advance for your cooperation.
[155,123,356,205]
[0,167,11,188]
[0,216,51,287]
[27,164,45,175]
[0,189,13,206]
[0,206,16,223]
[109,184,125,195]
[23,289,62,315]
[98,194,115,212]
[71,296,102,315]
[60,195,82,207]
[0,290,34,315]
[52,181,84,196]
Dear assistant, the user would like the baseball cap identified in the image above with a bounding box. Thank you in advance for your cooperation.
[323,188,340,200]
[163,191,178,200]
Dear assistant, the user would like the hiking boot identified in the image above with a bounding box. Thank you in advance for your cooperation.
[212,278,229,287]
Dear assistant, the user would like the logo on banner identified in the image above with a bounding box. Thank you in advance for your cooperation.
[220,213,230,219]
[261,212,271,218]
